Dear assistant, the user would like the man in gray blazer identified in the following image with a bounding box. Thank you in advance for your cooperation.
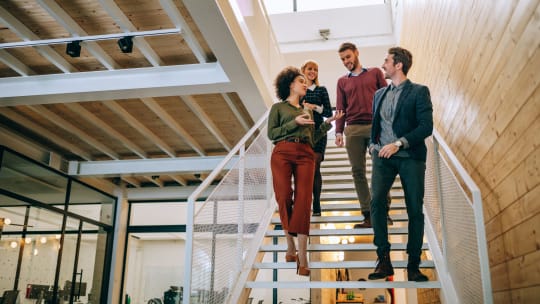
[367,47,433,282]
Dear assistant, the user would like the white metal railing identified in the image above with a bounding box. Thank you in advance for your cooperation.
[183,111,274,304]
[424,129,493,303]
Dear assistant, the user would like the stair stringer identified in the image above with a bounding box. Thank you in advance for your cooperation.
[227,202,277,303]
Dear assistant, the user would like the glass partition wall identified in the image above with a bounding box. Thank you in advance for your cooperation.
[0,146,116,304]
[121,202,187,304]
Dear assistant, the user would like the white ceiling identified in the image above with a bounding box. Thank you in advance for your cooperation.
[258,0,400,107]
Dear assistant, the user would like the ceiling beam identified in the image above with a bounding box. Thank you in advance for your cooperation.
[0,63,231,106]
[170,175,188,186]
[97,0,163,66]
[126,185,215,201]
[183,0,271,121]
[121,176,141,188]
[159,0,207,63]
[0,6,76,73]
[143,176,163,187]
[141,98,206,156]
[0,50,36,76]
[181,95,232,151]
[103,101,176,158]
[0,108,93,160]
[68,156,239,177]
[63,103,147,158]
[35,0,120,70]
[26,105,119,159]
[222,93,249,131]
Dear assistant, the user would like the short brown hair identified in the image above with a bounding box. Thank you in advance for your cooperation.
[274,66,303,101]
[338,42,357,53]
[388,47,413,75]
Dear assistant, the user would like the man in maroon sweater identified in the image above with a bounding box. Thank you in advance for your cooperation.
[335,42,388,228]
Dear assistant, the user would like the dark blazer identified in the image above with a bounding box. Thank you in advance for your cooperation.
[371,79,433,161]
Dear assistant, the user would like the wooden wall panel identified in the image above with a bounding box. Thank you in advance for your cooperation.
[400,0,540,302]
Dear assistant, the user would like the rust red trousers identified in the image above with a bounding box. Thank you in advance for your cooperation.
[270,141,315,235]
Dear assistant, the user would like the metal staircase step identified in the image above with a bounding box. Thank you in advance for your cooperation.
[321,159,372,167]
[321,190,403,200]
[265,227,409,237]
[253,260,435,269]
[260,243,429,252]
[322,182,402,191]
[271,214,409,224]
[322,174,401,182]
[320,202,406,211]
[321,167,372,174]
[246,281,441,289]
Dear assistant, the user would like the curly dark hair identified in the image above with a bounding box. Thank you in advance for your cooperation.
[274,66,303,101]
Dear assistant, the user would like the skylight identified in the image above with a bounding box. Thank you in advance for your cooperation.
[263,0,385,14]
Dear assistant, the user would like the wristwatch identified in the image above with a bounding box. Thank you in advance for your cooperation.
[393,140,403,148]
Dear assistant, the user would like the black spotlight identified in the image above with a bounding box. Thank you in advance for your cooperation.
[66,40,81,57]
[117,36,133,53]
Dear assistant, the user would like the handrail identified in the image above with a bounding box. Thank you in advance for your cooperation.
[426,129,493,303]
[183,110,270,304]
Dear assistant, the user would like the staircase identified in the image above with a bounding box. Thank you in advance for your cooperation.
[245,142,441,303]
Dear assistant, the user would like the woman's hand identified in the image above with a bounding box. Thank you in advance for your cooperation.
[325,110,344,124]
[302,101,317,110]
[295,113,314,125]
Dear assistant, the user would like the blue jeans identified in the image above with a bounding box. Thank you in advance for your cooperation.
[371,153,426,257]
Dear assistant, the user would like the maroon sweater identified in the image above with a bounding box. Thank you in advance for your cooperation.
[335,67,387,134]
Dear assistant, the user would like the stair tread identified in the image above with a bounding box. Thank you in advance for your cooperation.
[271,214,409,224]
[320,191,404,200]
[266,227,408,236]
[319,202,406,210]
[260,243,429,251]
[246,281,441,289]
[253,260,435,269]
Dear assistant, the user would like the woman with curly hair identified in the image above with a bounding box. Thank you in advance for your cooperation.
[268,66,343,276]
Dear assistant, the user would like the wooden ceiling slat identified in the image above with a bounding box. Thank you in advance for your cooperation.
[27,104,119,159]
[64,103,147,159]
[141,97,206,156]
[0,107,93,160]
[222,93,249,131]
[159,0,207,63]
[0,5,76,73]
[103,101,176,157]
[36,0,120,70]
[97,0,163,67]
[181,95,233,152]
[0,49,35,76]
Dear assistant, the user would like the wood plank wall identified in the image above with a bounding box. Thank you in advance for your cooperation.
[399,0,539,302]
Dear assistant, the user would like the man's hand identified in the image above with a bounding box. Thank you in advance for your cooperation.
[325,110,344,125]
[378,143,400,158]
[335,134,344,147]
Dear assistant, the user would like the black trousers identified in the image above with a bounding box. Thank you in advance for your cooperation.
[370,153,426,257]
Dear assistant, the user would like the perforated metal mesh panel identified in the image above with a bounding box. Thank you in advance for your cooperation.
[188,126,273,304]
[425,139,485,303]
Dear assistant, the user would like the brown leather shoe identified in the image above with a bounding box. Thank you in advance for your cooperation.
[368,254,394,280]
[354,212,372,228]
